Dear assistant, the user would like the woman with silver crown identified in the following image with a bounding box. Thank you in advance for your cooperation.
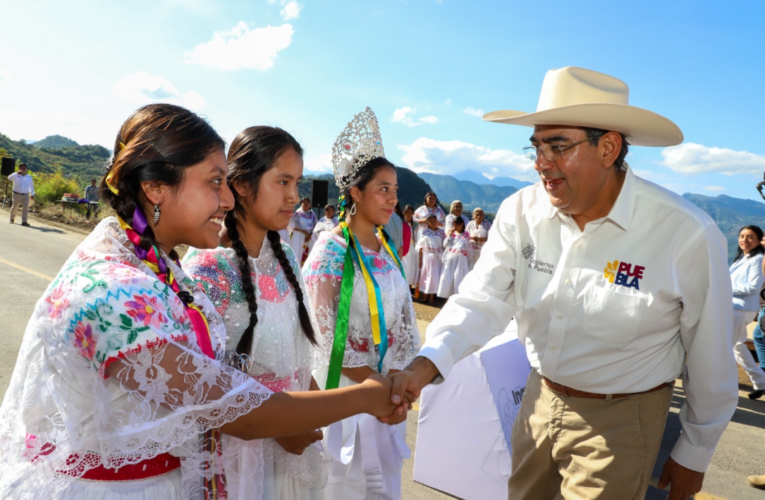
[303,107,421,500]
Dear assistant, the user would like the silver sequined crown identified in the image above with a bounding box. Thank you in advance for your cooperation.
[332,107,386,189]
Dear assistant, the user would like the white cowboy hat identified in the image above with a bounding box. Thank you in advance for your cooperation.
[482,66,683,147]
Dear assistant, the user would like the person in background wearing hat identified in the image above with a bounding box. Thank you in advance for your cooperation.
[388,67,738,500]
[8,163,34,226]
[84,178,100,220]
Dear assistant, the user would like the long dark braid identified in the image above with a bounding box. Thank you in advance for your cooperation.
[267,230,316,345]
[225,210,259,355]
[226,126,318,354]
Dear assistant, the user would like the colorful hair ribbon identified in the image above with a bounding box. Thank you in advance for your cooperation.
[325,221,404,390]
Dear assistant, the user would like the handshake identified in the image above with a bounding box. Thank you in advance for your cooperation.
[360,356,442,425]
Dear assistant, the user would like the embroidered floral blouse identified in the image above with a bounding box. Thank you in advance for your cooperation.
[413,205,446,238]
[416,228,446,255]
[183,240,327,489]
[302,232,421,382]
[443,231,472,260]
[0,217,272,499]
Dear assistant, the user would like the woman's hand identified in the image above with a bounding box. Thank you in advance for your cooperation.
[274,430,324,455]
[359,374,401,418]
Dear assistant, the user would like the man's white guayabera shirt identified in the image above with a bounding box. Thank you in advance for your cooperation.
[420,167,738,473]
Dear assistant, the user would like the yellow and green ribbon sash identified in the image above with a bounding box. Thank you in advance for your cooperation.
[325,222,404,389]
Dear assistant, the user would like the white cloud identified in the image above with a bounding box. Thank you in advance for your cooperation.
[398,137,536,180]
[281,1,302,20]
[304,153,333,174]
[112,72,207,111]
[391,107,439,127]
[184,22,294,71]
[703,186,725,192]
[0,67,10,87]
[463,106,484,117]
[661,142,765,176]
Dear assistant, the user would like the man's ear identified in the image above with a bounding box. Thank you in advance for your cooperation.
[600,132,623,170]
[140,181,170,206]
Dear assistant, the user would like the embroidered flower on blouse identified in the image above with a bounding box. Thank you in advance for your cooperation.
[74,322,97,360]
[46,284,69,320]
[125,294,167,328]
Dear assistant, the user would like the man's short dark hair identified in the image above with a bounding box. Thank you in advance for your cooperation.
[19,163,27,168]
[581,127,629,171]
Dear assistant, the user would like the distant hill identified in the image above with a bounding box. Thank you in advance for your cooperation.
[297,167,433,211]
[33,135,79,149]
[0,133,110,179]
[683,193,765,262]
[417,172,518,213]
[453,169,533,190]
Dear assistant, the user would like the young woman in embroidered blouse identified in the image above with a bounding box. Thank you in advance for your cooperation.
[310,204,339,250]
[416,214,446,304]
[0,105,402,500]
[183,127,329,500]
[289,198,318,264]
[303,107,420,500]
[412,191,445,241]
[437,215,471,299]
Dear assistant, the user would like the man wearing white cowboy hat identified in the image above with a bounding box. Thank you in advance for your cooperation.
[390,66,737,499]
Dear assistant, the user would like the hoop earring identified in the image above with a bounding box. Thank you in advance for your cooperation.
[153,204,161,225]
[349,203,357,216]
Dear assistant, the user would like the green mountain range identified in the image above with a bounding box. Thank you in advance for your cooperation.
[2,132,763,261]
[0,133,110,179]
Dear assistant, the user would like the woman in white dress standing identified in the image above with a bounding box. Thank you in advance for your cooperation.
[443,200,469,235]
[183,126,329,500]
[412,192,445,241]
[289,198,318,264]
[311,204,339,250]
[466,207,492,270]
[401,204,418,289]
[437,215,471,299]
[303,107,420,500]
[416,214,445,305]
[730,225,765,395]
[0,104,402,500]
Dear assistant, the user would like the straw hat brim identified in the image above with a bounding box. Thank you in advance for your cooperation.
[482,103,683,147]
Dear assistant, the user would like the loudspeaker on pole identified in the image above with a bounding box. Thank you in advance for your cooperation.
[311,179,329,208]
[1,157,15,176]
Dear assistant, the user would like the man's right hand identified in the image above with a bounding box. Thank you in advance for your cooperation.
[385,357,440,414]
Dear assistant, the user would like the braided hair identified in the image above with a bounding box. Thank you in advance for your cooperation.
[100,104,225,260]
[225,126,317,355]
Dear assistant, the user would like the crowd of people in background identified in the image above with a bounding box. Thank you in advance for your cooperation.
[286,190,493,306]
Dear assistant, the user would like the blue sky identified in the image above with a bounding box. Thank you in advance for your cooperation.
[1,1,764,200]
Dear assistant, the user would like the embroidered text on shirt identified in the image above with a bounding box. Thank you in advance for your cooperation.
[603,260,645,290]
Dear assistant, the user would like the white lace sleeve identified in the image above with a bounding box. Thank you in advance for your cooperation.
[302,234,369,374]
[0,218,272,499]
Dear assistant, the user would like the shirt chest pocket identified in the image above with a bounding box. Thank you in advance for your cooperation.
[583,285,646,344]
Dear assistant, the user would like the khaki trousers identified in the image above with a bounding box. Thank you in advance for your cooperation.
[10,192,29,223]
[508,370,673,500]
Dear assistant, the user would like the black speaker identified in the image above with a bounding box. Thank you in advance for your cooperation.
[311,180,329,208]
[1,157,15,176]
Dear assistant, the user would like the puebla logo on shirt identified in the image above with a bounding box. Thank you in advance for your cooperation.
[523,243,554,275]
[603,260,645,290]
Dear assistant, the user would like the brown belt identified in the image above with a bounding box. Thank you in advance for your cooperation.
[543,377,673,401]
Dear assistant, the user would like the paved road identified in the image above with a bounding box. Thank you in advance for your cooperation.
[1,210,763,499]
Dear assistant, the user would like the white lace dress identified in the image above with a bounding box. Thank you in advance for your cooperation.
[437,231,471,298]
[416,228,445,294]
[182,241,328,500]
[0,217,273,500]
[302,232,421,500]
[466,220,492,270]
[289,208,318,264]
[444,214,469,235]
